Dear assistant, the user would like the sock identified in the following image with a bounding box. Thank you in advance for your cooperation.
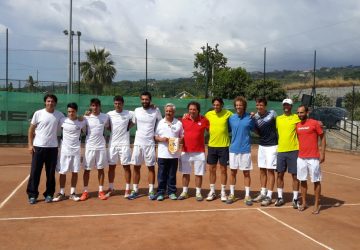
[183,186,188,193]
[149,184,154,193]
[210,184,215,193]
[125,183,130,190]
[277,188,283,198]
[133,184,138,192]
[261,187,266,195]
[221,184,226,194]
[267,190,273,199]
[59,188,65,195]
[109,183,114,190]
[196,187,201,195]
[99,185,103,192]
[245,186,250,197]
[70,187,76,194]
[83,186,88,192]
[293,191,299,200]
[230,185,235,195]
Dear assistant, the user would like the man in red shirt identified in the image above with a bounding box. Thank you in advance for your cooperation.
[178,101,209,201]
[296,105,326,214]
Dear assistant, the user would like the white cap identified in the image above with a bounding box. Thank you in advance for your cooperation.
[282,98,293,105]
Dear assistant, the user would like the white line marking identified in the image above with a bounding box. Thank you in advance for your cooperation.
[257,208,333,250]
[0,175,29,209]
[323,170,360,181]
[0,203,359,222]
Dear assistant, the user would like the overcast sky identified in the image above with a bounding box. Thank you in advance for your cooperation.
[0,0,359,83]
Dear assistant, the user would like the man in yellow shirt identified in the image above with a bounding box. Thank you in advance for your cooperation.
[275,98,300,208]
[205,97,233,201]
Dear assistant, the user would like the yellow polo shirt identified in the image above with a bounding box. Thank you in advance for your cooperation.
[205,109,233,147]
[276,113,301,152]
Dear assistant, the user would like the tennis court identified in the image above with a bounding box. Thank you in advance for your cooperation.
[0,146,359,250]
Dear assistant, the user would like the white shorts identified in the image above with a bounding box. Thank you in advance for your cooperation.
[229,152,253,171]
[108,146,132,165]
[179,152,206,176]
[131,145,156,166]
[297,158,322,182]
[258,145,277,169]
[56,154,81,174]
[84,149,108,170]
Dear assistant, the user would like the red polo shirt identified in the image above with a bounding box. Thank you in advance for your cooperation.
[296,118,323,158]
[181,115,209,152]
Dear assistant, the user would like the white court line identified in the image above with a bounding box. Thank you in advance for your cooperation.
[0,203,359,222]
[323,170,360,181]
[0,175,29,209]
[257,208,333,250]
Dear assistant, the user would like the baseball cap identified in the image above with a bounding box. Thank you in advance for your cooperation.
[282,98,293,105]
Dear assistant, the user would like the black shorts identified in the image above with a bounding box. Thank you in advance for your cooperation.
[277,150,298,174]
[207,147,229,166]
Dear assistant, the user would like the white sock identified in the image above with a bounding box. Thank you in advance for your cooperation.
[221,184,226,194]
[183,187,188,193]
[70,187,76,194]
[83,186,88,192]
[230,185,235,195]
[196,187,201,195]
[149,184,154,193]
[60,188,65,195]
[125,183,130,190]
[210,184,215,193]
[99,185,103,192]
[261,187,266,195]
[109,183,114,190]
[133,184,138,192]
[267,190,273,199]
[277,188,283,198]
[293,191,299,200]
[245,186,250,197]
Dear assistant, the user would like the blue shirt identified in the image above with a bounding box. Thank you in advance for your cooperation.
[254,110,278,146]
[228,112,255,153]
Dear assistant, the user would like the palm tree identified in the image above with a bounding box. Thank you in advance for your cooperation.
[80,47,117,95]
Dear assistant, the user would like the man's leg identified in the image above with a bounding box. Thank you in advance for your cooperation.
[97,168,107,200]
[227,169,237,204]
[27,147,44,201]
[313,182,321,214]
[156,159,166,200]
[253,168,267,202]
[167,158,178,199]
[43,147,58,200]
[108,164,116,192]
[207,164,217,201]
[80,170,90,201]
[148,165,155,197]
[220,164,228,201]
[123,165,131,197]
[292,173,300,207]
[275,171,285,206]
[299,180,308,211]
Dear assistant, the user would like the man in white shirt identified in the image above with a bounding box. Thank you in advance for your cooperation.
[128,91,162,200]
[53,103,86,202]
[27,94,65,204]
[80,98,110,201]
[106,96,135,198]
[154,103,183,201]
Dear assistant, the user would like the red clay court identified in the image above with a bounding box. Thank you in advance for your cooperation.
[0,146,359,250]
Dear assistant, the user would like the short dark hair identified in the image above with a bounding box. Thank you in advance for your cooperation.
[255,97,267,106]
[141,91,152,100]
[298,105,309,112]
[114,95,124,103]
[90,98,101,106]
[67,102,78,111]
[212,97,224,105]
[233,96,247,110]
[43,94,57,103]
[187,101,201,112]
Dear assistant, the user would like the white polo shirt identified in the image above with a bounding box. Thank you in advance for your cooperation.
[133,107,162,146]
[60,117,86,156]
[31,108,65,147]
[107,110,135,147]
[155,118,183,158]
[84,113,109,150]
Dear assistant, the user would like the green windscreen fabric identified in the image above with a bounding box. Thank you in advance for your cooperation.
[0,91,288,138]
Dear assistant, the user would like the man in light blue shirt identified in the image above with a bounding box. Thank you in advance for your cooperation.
[226,96,255,205]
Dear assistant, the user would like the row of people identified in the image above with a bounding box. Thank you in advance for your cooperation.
[27,92,325,213]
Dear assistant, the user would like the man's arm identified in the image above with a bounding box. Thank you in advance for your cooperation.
[319,133,326,163]
[28,124,36,154]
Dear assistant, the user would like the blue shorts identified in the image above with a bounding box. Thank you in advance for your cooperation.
[277,150,298,174]
[207,147,229,166]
